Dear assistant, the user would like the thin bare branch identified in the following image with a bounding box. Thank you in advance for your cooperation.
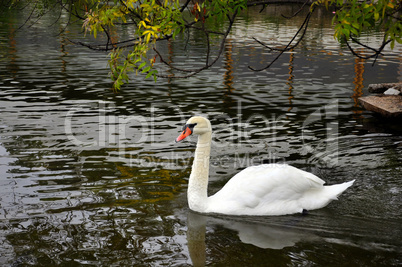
[281,0,311,19]
[249,8,314,71]
[154,10,239,79]
[345,36,391,65]
[18,0,38,30]
[180,0,192,12]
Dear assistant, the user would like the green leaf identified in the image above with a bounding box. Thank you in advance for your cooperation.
[350,27,359,36]
[342,28,350,39]
[145,71,153,79]
[352,22,360,30]
[374,12,379,21]
[138,62,147,69]
[142,66,151,73]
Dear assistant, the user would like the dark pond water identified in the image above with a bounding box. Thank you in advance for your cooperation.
[0,4,401,266]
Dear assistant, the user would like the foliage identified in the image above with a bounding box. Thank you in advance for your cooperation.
[74,0,247,89]
[5,0,401,89]
[316,0,401,53]
[83,0,187,88]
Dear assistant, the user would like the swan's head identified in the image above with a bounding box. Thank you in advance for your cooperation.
[175,116,212,142]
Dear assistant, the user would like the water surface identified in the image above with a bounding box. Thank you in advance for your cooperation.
[0,5,401,266]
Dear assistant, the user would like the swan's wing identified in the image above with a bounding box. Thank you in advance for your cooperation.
[218,164,324,195]
[208,164,325,213]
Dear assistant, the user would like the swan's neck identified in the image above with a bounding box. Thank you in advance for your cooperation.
[188,132,211,213]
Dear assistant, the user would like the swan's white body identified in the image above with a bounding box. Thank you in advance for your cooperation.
[176,116,355,216]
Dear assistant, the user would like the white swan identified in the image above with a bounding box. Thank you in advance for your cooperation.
[176,116,355,216]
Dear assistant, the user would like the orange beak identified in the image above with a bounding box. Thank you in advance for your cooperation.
[175,125,193,142]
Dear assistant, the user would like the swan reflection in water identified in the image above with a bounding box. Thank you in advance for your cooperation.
[186,211,318,266]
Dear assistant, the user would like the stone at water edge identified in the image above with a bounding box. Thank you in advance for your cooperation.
[358,95,402,118]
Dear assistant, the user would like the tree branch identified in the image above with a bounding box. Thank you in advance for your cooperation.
[153,10,239,78]
[345,36,391,65]
[249,7,314,71]
[281,0,311,19]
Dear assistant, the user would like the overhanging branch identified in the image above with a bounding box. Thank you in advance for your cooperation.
[345,35,391,65]
[249,7,314,71]
[153,10,239,79]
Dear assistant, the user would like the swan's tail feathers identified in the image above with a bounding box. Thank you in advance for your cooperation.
[302,180,355,212]
[326,180,355,200]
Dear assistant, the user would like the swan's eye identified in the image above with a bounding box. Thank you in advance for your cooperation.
[188,123,197,130]
[182,123,197,131]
